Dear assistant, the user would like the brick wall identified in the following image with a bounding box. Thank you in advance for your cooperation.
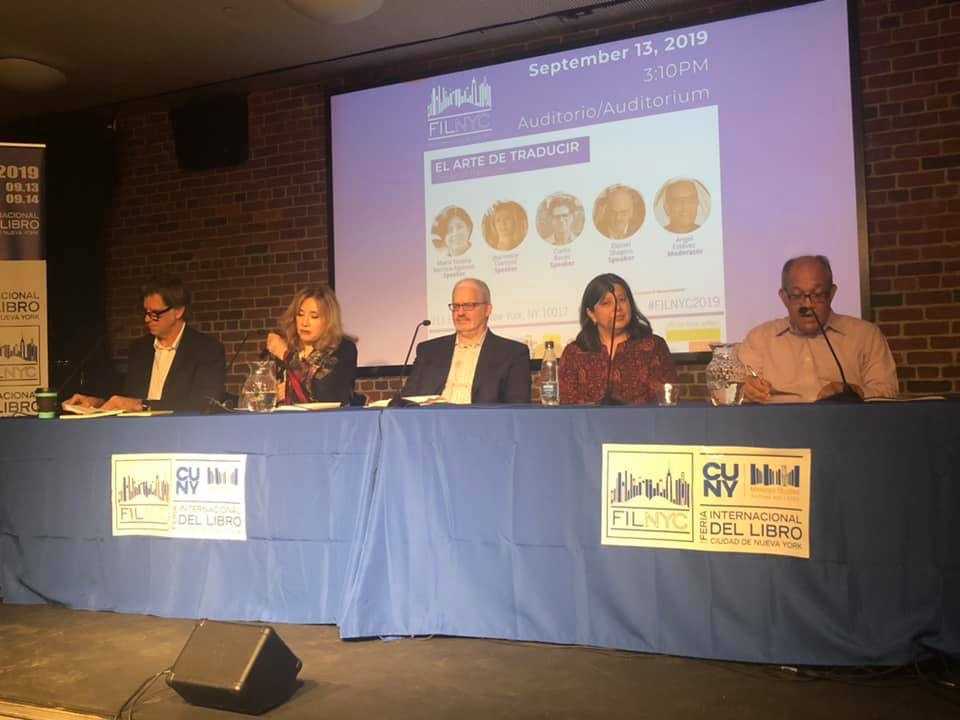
[859,0,960,395]
[101,0,960,403]
[104,87,330,394]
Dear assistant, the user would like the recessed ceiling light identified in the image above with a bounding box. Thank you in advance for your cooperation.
[0,58,67,93]
[284,0,383,24]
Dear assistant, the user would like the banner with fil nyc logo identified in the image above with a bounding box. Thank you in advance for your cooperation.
[601,444,811,558]
[111,454,247,540]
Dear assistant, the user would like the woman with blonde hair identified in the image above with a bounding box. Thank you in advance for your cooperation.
[265,285,357,405]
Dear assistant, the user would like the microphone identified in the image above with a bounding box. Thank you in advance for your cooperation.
[389,319,431,408]
[798,307,861,403]
[599,284,625,406]
[212,330,254,412]
[54,325,117,399]
[226,330,253,376]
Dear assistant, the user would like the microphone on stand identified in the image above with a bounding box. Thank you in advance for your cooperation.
[599,285,625,406]
[389,319,431,408]
[798,307,861,403]
[55,326,117,399]
[225,330,253,377]
[210,330,254,412]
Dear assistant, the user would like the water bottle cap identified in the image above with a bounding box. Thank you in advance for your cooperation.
[545,340,554,349]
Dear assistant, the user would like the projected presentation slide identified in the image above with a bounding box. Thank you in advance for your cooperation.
[332,0,861,365]
[423,106,723,354]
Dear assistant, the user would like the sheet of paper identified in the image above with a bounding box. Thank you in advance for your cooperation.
[367,395,443,408]
[62,403,106,415]
[59,409,123,419]
[117,410,175,417]
[864,395,944,402]
[274,402,343,411]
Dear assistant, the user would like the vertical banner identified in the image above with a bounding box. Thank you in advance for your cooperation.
[0,142,45,260]
[1,143,47,417]
[0,260,48,415]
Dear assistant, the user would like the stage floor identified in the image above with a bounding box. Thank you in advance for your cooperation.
[0,604,956,719]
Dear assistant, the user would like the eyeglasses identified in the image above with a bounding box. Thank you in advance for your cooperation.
[783,290,830,304]
[448,302,487,312]
[144,306,174,321]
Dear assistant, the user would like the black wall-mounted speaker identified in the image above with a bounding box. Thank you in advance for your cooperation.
[167,619,302,715]
[170,94,249,171]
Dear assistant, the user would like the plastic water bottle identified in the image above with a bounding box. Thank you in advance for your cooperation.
[539,341,559,406]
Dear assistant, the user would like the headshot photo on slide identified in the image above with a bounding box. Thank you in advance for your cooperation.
[537,192,584,246]
[653,178,711,234]
[483,200,528,252]
[431,206,474,257]
[593,184,645,240]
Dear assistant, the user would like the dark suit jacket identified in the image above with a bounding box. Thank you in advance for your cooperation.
[401,331,531,404]
[123,325,226,411]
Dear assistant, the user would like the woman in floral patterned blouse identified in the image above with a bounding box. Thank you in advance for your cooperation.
[559,273,676,405]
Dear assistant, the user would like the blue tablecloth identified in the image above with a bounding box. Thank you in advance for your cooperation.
[336,403,960,665]
[2,403,958,664]
[0,411,380,623]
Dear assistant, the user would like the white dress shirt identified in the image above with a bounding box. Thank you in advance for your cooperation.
[441,332,487,404]
[146,322,186,401]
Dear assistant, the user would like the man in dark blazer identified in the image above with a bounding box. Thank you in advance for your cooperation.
[401,278,530,404]
[64,277,225,412]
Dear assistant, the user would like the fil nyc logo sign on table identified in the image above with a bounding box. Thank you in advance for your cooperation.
[111,453,247,540]
[601,444,811,558]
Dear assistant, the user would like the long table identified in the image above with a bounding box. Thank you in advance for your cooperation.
[2,403,958,665]
[0,411,380,623]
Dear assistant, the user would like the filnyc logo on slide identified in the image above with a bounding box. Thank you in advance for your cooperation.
[427,76,493,141]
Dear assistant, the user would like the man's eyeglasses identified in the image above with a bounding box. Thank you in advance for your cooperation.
[144,306,174,321]
[448,302,487,312]
[783,290,830,304]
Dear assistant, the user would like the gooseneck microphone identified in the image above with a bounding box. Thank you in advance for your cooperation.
[599,287,625,406]
[55,326,117,399]
[202,330,255,413]
[389,319,431,408]
[798,307,861,403]
[225,330,253,377]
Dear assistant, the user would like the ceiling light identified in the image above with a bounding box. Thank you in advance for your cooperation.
[284,0,383,24]
[0,58,67,93]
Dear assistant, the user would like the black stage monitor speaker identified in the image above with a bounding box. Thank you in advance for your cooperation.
[168,619,302,715]
[170,94,249,170]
